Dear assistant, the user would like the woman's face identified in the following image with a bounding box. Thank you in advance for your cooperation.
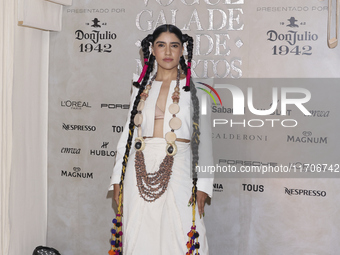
[152,31,183,72]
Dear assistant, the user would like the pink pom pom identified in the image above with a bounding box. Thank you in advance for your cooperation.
[185,62,192,90]
[136,58,149,83]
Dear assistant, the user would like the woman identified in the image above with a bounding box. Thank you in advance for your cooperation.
[109,24,213,255]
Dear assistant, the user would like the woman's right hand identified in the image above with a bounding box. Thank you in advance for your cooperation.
[113,184,122,212]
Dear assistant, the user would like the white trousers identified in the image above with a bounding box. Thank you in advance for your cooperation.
[122,138,209,255]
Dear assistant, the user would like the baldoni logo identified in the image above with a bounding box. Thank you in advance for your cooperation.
[197,82,223,115]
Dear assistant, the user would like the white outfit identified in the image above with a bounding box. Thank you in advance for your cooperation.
[109,78,214,255]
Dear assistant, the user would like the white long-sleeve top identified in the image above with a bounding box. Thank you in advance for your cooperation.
[109,78,214,197]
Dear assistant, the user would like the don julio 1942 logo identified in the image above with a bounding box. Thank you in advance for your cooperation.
[75,18,117,53]
[267,16,318,56]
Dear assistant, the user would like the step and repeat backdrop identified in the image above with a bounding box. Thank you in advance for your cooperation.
[48,0,340,254]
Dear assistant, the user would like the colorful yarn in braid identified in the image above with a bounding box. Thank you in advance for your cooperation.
[178,32,201,255]
[109,34,155,255]
[186,80,201,255]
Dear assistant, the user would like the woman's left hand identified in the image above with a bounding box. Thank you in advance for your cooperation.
[188,190,208,218]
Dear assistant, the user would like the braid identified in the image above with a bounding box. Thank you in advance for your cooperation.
[133,34,154,88]
[190,81,200,179]
[186,80,201,255]
[118,35,155,201]
[110,34,155,255]
[190,79,200,216]
[179,33,199,196]
[180,34,194,91]
[183,34,201,255]
[139,35,155,89]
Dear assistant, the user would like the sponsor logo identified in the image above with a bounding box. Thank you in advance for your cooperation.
[218,159,277,167]
[242,184,264,192]
[61,100,91,110]
[62,123,96,131]
[76,18,117,53]
[61,147,81,154]
[212,105,235,114]
[112,126,124,133]
[304,110,330,117]
[101,104,129,109]
[213,183,224,192]
[61,167,93,179]
[211,103,292,116]
[267,16,319,56]
[90,142,116,157]
[284,187,326,197]
[287,131,328,144]
[213,133,268,141]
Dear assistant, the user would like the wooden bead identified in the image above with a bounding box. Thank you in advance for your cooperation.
[173,91,179,97]
[138,127,142,137]
[143,89,149,94]
[165,131,177,142]
[135,137,145,151]
[169,103,180,114]
[169,117,182,130]
[166,142,177,156]
[175,87,180,92]
[134,113,143,125]
[137,101,145,111]
[146,85,151,90]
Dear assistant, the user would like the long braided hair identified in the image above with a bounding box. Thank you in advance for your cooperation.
[109,24,201,255]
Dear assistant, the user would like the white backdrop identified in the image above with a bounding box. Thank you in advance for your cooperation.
[48,0,340,254]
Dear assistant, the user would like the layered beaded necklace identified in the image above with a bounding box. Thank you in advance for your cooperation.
[134,69,182,202]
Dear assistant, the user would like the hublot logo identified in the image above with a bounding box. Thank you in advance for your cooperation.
[90,142,116,157]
